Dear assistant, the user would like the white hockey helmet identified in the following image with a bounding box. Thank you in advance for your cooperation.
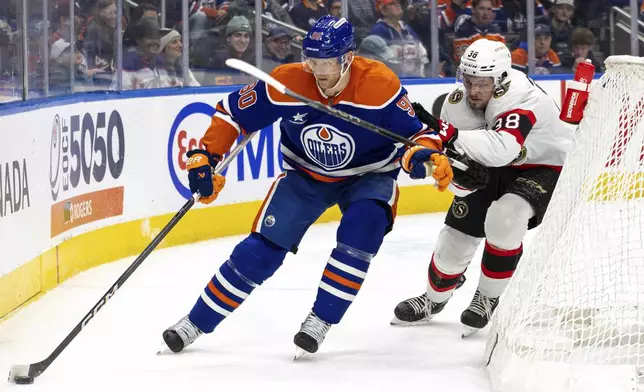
[458,39,511,85]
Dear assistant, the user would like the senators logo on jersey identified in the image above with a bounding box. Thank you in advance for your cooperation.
[300,124,356,170]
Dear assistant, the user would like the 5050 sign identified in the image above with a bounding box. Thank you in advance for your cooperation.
[50,110,125,201]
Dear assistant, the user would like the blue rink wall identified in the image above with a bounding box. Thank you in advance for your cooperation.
[0,75,581,320]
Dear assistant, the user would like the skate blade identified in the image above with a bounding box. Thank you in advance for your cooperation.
[390,315,433,326]
[293,347,308,361]
[461,325,480,338]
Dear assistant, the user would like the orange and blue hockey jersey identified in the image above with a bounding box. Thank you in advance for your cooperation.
[452,16,505,62]
[511,42,561,74]
[202,57,428,182]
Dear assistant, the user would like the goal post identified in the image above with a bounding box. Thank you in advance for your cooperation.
[486,55,644,392]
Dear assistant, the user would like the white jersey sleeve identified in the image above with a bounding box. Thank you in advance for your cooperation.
[442,71,540,167]
[442,70,573,169]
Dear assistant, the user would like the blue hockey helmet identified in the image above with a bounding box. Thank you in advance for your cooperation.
[302,15,356,59]
[302,16,356,78]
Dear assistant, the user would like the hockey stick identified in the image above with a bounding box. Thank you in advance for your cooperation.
[225,58,469,172]
[7,132,257,385]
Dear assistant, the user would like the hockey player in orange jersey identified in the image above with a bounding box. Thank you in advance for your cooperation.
[161,15,455,358]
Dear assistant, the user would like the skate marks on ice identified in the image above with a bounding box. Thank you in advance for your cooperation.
[0,214,495,392]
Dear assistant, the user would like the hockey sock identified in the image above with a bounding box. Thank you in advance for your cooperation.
[426,253,463,304]
[189,233,287,333]
[312,200,389,324]
[478,240,522,298]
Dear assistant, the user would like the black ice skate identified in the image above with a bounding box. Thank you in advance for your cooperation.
[161,315,203,353]
[390,293,449,326]
[293,312,331,360]
[461,290,499,338]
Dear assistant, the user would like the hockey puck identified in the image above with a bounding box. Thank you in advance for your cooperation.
[13,376,34,384]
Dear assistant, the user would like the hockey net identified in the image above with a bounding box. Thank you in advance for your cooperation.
[486,55,644,392]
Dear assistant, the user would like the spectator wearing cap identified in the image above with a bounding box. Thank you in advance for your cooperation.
[223,15,254,62]
[261,26,295,73]
[226,0,295,28]
[123,3,159,49]
[358,35,403,75]
[452,0,505,63]
[561,27,602,73]
[159,29,200,87]
[193,15,253,69]
[369,0,429,77]
[197,15,255,86]
[536,0,574,57]
[113,16,166,90]
[49,38,95,94]
[511,24,561,75]
[289,0,327,31]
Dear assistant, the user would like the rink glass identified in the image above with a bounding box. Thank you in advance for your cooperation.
[0,0,639,102]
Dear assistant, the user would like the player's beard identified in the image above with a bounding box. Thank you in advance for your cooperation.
[467,96,488,111]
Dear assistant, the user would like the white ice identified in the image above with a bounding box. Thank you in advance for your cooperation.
[0,213,533,392]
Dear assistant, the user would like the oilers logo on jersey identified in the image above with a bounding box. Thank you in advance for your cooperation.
[301,124,355,170]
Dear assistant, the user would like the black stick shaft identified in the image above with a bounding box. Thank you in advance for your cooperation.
[19,132,257,379]
[28,195,196,378]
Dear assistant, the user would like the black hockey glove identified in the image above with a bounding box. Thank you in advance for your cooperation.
[445,149,490,190]
[412,102,458,147]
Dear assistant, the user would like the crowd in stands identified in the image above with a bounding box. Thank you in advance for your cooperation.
[0,0,641,98]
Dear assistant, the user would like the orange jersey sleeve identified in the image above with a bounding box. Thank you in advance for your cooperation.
[201,101,243,159]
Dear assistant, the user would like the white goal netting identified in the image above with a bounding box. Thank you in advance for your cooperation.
[486,56,644,392]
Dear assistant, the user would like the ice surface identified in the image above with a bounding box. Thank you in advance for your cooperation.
[1,213,530,391]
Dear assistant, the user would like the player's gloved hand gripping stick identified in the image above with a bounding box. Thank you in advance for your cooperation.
[224,59,470,186]
[411,102,490,190]
[6,132,257,385]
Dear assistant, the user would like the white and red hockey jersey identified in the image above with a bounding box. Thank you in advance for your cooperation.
[441,68,573,171]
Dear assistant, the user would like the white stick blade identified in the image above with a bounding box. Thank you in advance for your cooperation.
[8,364,30,382]
[225,59,287,94]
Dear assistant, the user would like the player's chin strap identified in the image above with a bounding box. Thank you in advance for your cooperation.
[224,58,469,172]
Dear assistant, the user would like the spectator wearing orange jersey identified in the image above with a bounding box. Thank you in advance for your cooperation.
[511,24,561,75]
[452,0,505,63]
[640,1,643,20]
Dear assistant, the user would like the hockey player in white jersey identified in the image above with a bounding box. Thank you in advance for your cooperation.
[392,38,573,337]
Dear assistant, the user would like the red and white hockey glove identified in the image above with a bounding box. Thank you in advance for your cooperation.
[412,102,459,147]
